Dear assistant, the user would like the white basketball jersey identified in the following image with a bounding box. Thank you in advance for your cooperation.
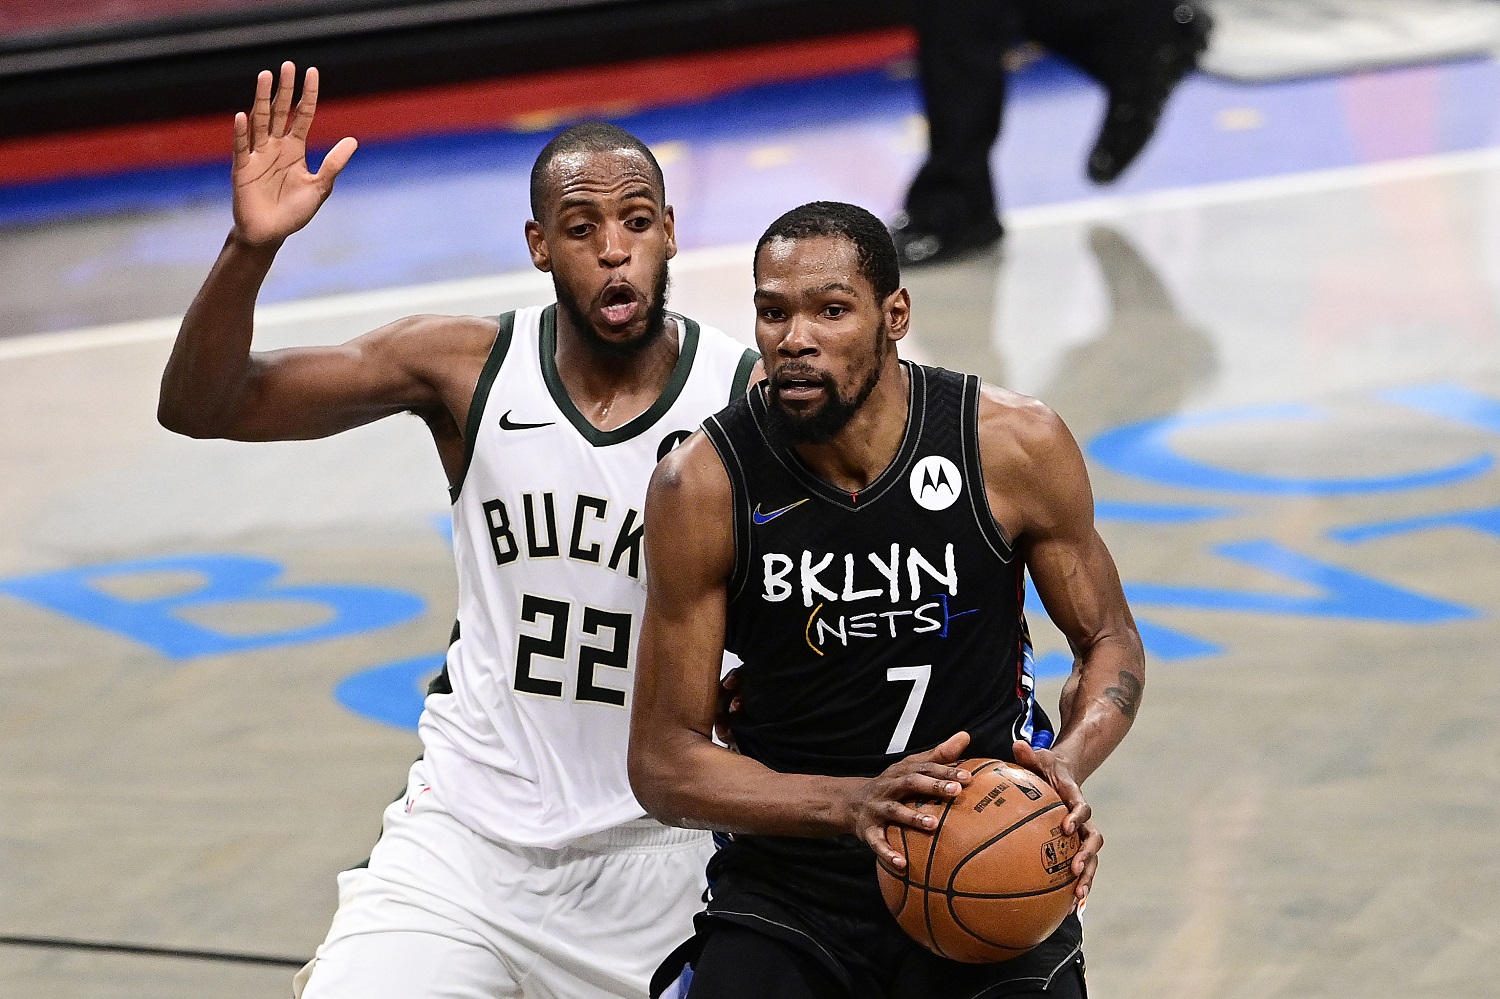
[420,304,757,848]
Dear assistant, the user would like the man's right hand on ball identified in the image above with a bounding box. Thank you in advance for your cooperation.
[847,731,973,870]
[231,62,358,249]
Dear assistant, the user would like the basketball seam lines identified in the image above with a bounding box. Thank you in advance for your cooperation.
[945,799,1071,891]
[943,881,1078,901]
[889,761,1073,958]
[920,759,1001,960]
[944,797,1075,952]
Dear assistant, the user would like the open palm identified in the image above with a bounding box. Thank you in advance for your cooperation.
[232,62,357,247]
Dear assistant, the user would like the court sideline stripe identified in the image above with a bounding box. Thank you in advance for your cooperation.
[0,932,308,968]
[1006,144,1500,228]
[6,143,1500,365]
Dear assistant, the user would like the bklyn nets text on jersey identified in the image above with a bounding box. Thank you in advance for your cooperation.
[760,543,977,653]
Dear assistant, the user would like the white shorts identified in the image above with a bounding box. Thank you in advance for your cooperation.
[295,761,713,999]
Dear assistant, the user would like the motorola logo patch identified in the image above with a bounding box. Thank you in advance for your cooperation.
[909,455,962,511]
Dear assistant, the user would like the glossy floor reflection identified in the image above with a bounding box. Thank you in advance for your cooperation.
[2,62,1498,999]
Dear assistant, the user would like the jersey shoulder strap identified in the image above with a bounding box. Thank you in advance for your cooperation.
[728,346,758,402]
[675,319,758,406]
[952,368,1015,561]
[701,390,760,600]
[448,311,516,502]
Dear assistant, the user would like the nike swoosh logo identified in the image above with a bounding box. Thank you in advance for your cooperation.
[499,410,555,431]
[753,499,809,525]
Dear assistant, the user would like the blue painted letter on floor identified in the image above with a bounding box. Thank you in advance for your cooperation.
[0,554,426,660]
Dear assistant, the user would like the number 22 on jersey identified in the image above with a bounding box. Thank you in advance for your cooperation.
[513,594,633,706]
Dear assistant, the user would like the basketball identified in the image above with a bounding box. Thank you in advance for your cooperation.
[875,758,1080,963]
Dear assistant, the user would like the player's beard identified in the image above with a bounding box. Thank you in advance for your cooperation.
[555,267,671,360]
[765,320,889,447]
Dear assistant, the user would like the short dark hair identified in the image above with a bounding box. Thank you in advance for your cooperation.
[754,201,901,302]
[529,122,665,219]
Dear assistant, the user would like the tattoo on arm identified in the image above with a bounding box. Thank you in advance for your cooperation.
[1104,670,1142,719]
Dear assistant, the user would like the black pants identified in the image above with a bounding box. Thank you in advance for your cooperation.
[904,0,1167,227]
[685,924,1088,999]
[652,842,1087,999]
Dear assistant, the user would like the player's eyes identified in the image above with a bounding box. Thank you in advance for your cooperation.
[824,305,849,318]
[568,223,593,238]
[759,308,786,321]
[625,216,652,231]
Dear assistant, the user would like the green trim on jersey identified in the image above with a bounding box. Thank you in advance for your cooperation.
[449,312,515,503]
[729,347,759,402]
[538,303,701,447]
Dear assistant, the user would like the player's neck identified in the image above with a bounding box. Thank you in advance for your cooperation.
[552,311,681,431]
[792,359,909,494]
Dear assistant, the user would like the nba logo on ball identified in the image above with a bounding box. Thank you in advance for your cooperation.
[910,455,962,511]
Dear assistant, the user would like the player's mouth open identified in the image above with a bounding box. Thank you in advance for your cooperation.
[599,285,640,327]
[776,375,826,401]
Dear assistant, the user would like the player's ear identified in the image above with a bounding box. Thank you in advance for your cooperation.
[663,204,678,261]
[525,219,552,273]
[885,288,911,341]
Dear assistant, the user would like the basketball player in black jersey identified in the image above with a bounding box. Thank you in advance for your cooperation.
[629,201,1143,998]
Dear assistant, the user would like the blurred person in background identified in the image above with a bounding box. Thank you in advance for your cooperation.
[893,0,1212,265]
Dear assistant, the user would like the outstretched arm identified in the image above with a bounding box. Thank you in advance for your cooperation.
[157,64,482,444]
[628,434,972,869]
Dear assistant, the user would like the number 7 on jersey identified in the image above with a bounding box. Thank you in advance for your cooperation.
[885,664,932,754]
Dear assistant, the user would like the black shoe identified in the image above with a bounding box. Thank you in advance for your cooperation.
[1086,1,1213,184]
[889,213,1004,267]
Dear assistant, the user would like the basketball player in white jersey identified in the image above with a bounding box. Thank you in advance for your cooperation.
[157,63,757,999]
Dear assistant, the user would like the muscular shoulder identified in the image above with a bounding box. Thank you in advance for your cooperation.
[647,431,735,584]
[974,383,1092,539]
[650,431,732,512]
[975,384,1075,473]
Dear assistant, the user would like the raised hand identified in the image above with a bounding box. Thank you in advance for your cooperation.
[231,62,357,248]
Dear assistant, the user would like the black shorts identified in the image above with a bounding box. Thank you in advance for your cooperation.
[651,839,1086,999]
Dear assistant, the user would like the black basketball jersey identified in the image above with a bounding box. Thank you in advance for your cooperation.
[703,362,1053,787]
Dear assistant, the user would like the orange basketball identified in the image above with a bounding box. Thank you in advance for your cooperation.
[874,758,1080,963]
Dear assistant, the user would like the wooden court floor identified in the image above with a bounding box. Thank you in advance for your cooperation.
[2,162,1498,997]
